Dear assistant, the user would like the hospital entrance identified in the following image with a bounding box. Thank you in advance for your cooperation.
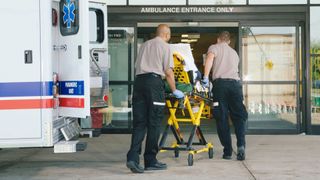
[105,22,302,134]
[137,24,239,134]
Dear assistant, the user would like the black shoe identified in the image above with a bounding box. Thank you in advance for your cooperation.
[145,161,167,171]
[237,146,246,161]
[126,161,144,173]
[222,154,232,160]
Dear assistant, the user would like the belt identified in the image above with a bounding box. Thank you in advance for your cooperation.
[213,78,239,83]
[136,73,162,79]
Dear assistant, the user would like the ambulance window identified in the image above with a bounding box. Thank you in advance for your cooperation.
[89,8,105,43]
[59,0,80,36]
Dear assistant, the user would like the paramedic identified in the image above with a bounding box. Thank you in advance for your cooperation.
[126,24,184,173]
[202,31,248,161]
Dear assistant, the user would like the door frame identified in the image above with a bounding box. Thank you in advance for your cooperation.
[101,27,134,134]
[106,5,309,134]
[239,21,304,134]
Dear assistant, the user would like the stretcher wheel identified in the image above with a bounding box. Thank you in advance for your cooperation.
[208,147,214,159]
[174,149,179,158]
[188,154,194,166]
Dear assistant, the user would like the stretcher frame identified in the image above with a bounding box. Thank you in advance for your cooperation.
[159,53,214,166]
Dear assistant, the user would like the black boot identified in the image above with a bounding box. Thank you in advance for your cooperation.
[237,146,245,161]
[126,161,144,173]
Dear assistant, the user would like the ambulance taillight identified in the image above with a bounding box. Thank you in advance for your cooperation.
[103,95,108,103]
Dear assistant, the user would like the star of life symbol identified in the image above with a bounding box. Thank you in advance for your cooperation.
[63,0,75,29]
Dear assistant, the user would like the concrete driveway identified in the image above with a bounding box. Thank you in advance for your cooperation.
[0,134,320,180]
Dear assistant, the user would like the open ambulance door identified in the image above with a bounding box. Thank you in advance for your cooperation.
[55,0,90,118]
[88,2,109,108]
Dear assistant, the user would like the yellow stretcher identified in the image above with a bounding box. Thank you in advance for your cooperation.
[159,53,214,166]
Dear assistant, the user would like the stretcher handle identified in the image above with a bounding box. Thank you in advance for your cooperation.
[192,92,213,103]
[165,92,192,99]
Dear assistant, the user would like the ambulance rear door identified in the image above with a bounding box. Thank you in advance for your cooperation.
[55,0,90,118]
[89,2,109,108]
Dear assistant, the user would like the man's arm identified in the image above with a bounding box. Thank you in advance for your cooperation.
[165,68,176,92]
[204,52,215,78]
[165,68,184,98]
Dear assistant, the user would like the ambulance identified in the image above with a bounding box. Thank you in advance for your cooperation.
[0,0,109,151]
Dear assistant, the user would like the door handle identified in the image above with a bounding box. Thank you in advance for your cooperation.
[90,48,107,75]
[53,44,67,51]
[78,45,82,59]
[24,50,33,64]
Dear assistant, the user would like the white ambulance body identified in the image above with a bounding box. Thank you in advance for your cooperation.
[0,0,108,149]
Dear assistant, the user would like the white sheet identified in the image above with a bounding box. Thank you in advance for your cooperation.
[170,43,199,72]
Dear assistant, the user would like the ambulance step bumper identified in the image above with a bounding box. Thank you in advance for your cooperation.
[54,140,87,153]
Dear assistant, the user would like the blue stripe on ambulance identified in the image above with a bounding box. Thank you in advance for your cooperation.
[0,82,53,97]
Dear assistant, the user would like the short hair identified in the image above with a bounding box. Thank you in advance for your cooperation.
[218,31,231,42]
[156,24,170,36]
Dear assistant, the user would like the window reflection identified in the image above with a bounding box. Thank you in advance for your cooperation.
[241,26,298,130]
[244,85,297,129]
[311,7,320,125]
[105,27,135,129]
[311,7,320,48]
[103,85,132,128]
[242,26,296,81]
[108,28,134,81]
[89,9,104,43]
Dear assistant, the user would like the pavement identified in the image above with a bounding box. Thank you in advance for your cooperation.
[0,134,320,180]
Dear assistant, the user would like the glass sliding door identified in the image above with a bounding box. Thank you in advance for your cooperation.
[311,50,320,128]
[310,7,320,133]
[241,26,300,132]
[104,27,134,132]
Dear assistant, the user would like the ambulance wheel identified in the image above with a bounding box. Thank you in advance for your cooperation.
[209,147,214,159]
[174,149,179,158]
[188,154,194,166]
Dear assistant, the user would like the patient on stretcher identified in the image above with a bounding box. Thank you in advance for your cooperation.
[164,43,208,96]
[170,43,201,82]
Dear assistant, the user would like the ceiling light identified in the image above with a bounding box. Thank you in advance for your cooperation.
[181,39,189,43]
[189,34,200,39]
[187,22,199,26]
[180,39,198,43]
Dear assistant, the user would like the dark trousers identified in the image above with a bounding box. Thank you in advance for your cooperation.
[211,79,248,156]
[127,74,165,166]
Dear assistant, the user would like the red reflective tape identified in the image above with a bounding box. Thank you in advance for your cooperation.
[59,98,84,108]
[42,99,54,108]
[0,99,53,110]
